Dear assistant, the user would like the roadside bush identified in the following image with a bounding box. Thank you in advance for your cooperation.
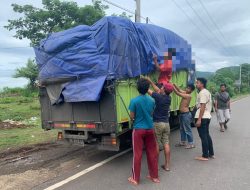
[0,97,15,104]
[29,104,40,110]
[0,87,38,98]
[18,97,33,103]
[12,115,24,121]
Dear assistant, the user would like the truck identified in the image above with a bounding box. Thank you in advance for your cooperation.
[36,17,196,151]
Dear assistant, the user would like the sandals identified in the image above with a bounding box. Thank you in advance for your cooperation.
[161,165,170,171]
[175,142,186,147]
[128,177,138,186]
[185,144,195,149]
[128,175,160,185]
[224,123,228,130]
[146,175,160,183]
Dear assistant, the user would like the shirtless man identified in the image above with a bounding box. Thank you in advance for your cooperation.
[173,83,196,149]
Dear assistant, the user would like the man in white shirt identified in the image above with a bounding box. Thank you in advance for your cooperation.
[195,78,215,161]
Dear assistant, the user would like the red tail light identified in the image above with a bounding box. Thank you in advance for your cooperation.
[76,123,96,129]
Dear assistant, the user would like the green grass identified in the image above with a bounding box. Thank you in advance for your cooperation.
[0,87,58,151]
[0,96,40,122]
[0,126,58,151]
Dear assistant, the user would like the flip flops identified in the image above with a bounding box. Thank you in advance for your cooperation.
[146,175,160,183]
[209,155,216,159]
[185,144,195,149]
[161,165,170,171]
[224,123,228,129]
[175,142,186,147]
[128,177,138,186]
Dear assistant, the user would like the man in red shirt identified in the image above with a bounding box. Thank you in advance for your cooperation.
[153,48,176,86]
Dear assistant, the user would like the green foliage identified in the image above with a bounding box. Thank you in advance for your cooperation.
[112,12,133,19]
[241,63,250,85]
[0,126,57,150]
[14,59,38,89]
[0,87,38,98]
[0,88,55,151]
[5,0,108,45]
[0,95,40,122]
[0,87,40,122]
[207,63,250,97]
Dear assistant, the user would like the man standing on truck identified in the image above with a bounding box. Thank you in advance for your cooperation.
[128,78,159,185]
[173,83,196,149]
[145,77,173,172]
[215,84,231,132]
[195,78,215,161]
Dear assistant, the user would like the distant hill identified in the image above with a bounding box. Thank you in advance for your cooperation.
[215,66,240,81]
[196,71,214,79]
[196,66,241,80]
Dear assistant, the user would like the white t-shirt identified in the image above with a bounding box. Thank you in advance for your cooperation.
[195,88,212,119]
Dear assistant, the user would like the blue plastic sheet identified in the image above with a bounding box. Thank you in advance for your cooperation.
[34,16,194,102]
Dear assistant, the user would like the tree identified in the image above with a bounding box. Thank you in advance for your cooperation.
[208,63,250,96]
[5,0,108,45]
[5,0,136,88]
[241,63,250,86]
[14,59,38,88]
[112,12,133,19]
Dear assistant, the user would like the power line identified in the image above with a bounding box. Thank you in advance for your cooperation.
[102,0,135,15]
[196,0,240,57]
[171,0,217,46]
[184,0,235,57]
[171,0,247,66]
[171,0,234,68]
[102,0,154,24]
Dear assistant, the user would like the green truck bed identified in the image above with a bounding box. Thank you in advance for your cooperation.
[39,70,196,150]
[115,70,196,132]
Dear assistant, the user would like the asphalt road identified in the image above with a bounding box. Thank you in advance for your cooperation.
[38,96,250,190]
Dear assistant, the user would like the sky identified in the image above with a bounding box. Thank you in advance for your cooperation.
[0,0,250,80]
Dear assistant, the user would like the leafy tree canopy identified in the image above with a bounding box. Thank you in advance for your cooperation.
[5,0,108,45]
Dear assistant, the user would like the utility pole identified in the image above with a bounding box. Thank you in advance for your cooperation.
[248,71,250,89]
[135,0,141,23]
[239,65,242,93]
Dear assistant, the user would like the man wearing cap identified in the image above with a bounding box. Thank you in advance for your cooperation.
[145,77,173,171]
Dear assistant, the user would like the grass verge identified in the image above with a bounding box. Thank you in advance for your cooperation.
[0,127,57,151]
[0,88,58,152]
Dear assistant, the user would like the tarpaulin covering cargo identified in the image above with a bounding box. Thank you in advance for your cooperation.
[34,16,195,102]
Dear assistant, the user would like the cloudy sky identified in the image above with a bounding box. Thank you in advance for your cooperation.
[0,0,249,77]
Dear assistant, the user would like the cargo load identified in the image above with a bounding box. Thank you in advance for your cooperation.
[35,16,195,103]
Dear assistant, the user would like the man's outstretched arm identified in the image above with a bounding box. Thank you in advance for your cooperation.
[173,84,186,94]
[143,76,160,95]
[173,85,189,99]
[153,54,161,71]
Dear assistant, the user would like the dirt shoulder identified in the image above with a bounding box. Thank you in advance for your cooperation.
[0,142,108,190]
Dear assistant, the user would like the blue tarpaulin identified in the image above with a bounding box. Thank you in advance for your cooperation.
[34,16,194,102]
